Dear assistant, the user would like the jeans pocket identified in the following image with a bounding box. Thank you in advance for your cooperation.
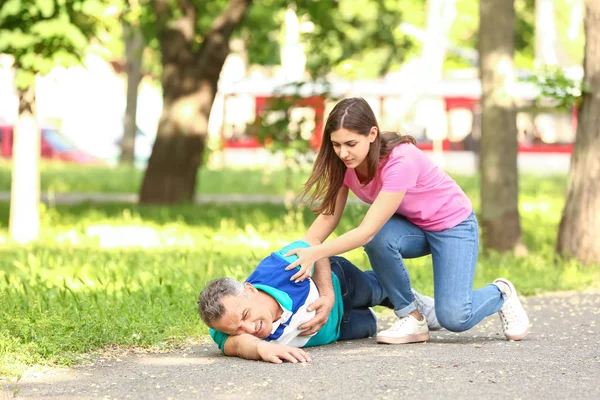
[331,260,349,299]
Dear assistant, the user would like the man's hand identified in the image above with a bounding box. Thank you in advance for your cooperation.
[256,341,312,364]
[299,293,334,336]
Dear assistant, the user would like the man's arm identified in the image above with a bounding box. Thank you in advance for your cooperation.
[312,257,334,296]
[222,334,311,364]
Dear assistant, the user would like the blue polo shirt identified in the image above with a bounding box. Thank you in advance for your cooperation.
[210,240,344,351]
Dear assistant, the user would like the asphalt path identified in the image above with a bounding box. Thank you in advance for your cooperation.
[2,292,599,399]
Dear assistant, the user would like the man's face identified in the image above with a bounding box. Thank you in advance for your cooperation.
[211,284,275,339]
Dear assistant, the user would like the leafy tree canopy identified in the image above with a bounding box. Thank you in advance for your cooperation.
[134,0,549,80]
[0,0,117,89]
[244,0,423,79]
[129,0,419,81]
[447,0,583,70]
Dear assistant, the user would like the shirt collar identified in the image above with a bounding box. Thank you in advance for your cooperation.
[270,303,293,334]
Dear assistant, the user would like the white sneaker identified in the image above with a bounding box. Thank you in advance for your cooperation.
[494,278,530,341]
[376,314,429,344]
[412,289,442,331]
[369,307,377,321]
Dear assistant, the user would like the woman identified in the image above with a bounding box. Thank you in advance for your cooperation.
[285,97,529,344]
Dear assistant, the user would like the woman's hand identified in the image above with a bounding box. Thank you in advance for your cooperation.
[285,246,321,282]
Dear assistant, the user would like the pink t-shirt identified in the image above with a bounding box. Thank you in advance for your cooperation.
[343,143,472,231]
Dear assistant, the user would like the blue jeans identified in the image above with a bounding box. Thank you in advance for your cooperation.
[330,257,392,341]
[364,212,504,332]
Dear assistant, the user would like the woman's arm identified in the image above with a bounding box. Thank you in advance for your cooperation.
[292,187,347,327]
[286,190,406,280]
[303,186,349,244]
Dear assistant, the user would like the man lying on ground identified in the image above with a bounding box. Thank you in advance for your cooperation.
[198,240,440,364]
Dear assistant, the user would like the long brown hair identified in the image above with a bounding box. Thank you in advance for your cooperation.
[299,97,416,215]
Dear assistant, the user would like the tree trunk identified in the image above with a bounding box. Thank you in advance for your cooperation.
[9,86,40,243]
[556,0,600,265]
[139,0,252,204]
[121,23,144,165]
[478,0,524,252]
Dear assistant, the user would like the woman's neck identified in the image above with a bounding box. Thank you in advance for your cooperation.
[355,162,369,183]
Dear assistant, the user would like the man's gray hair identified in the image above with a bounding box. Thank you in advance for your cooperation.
[198,278,247,327]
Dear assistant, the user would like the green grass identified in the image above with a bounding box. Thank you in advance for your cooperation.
[0,160,312,195]
[0,159,571,199]
[0,164,598,377]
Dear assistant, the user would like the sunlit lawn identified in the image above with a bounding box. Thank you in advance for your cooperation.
[0,163,598,377]
[0,160,311,195]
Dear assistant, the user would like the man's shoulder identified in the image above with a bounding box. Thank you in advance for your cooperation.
[247,240,311,284]
[272,240,311,263]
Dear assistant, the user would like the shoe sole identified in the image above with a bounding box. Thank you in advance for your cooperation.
[506,329,529,341]
[376,332,430,344]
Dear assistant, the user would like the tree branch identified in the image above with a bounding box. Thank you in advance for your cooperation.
[208,0,253,38]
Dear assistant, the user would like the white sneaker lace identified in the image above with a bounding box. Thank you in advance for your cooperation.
[499,302,518,330]
[387,316,410,332]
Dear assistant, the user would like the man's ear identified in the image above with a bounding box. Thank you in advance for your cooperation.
[244,282,258,295]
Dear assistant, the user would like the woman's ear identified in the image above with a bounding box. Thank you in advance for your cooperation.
[369,126,378,143]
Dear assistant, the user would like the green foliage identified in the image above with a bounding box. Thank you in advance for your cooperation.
[243,0,543,76]
[0,0,116,88]
[552,0,585,65]
[250,81,328,154]
[448,0,536,69]
[247,82,327,190]
[242,3,285,66]
[514,0,536,68]
[252,98,311,154]
[126,0,415,99]
[524,66,588,109]
[139,0,415,78]
[300,0,414,78]
[239,0,416,78]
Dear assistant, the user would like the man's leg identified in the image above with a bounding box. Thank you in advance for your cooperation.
[337,308,378,341]
[330,257,388,340]
[330,256,390,309]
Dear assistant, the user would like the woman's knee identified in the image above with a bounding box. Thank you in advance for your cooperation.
[364,229,394,254]
[435,302,472,332]
[364,223,428,260]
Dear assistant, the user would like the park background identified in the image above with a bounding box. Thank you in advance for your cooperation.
[0,0,599,379]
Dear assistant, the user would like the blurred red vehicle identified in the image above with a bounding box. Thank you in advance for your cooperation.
[0,124,104,164]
